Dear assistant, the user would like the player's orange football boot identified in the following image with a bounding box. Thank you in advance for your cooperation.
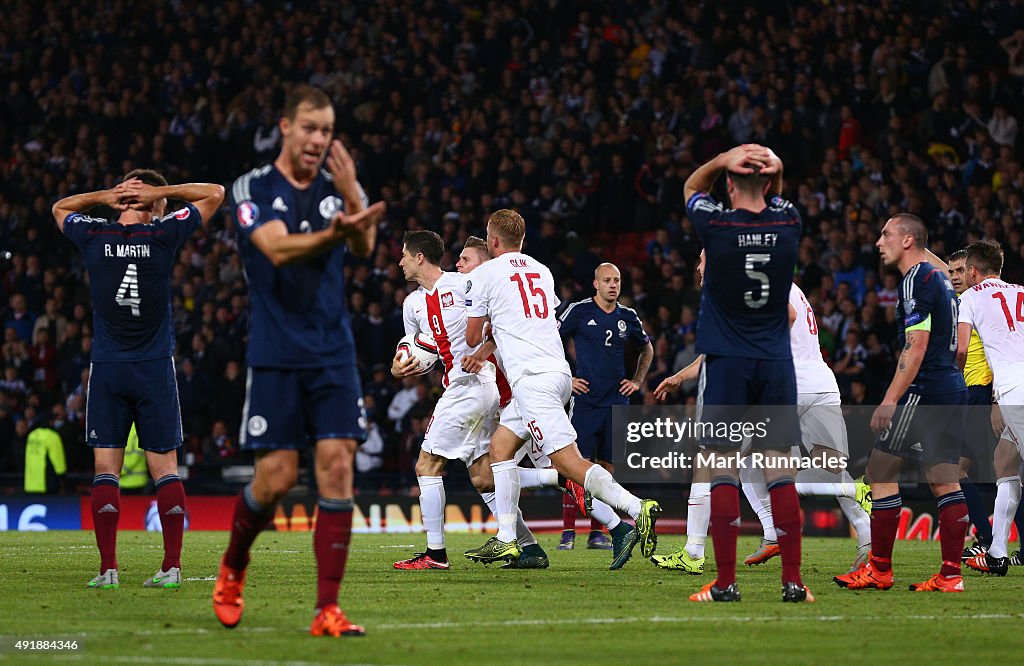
[909,573,964,592]
[689,579,741,602]
[744,539,780,566]
[212,558,246,628]
[833,561,894,590]
[310,604,366,637]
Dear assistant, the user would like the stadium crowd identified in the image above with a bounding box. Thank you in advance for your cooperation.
[1,0,1023,492]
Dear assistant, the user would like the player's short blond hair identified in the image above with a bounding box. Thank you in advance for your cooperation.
[487,209,525,247]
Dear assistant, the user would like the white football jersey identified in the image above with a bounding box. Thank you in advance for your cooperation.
[789,283,840,395]
[402,272,495,388]
[465,251,571,385]
[958,277,1024,397]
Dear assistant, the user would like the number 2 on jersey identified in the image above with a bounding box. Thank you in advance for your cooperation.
[115,263,141,317]
[510,273,549,319]
[993,291,1024,331]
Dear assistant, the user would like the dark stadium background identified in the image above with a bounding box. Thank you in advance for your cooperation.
[1,1,1022,522]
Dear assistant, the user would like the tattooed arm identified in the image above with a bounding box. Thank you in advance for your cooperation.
[870,330,929,432]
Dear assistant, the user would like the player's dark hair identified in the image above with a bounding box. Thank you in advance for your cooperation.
[948,248,968,262]
[284,85,332,120]
[404,230,444,265]
[892,213,928,248]
[727,167,769,195]
[964,240,1004,276]
[121,168,168,187]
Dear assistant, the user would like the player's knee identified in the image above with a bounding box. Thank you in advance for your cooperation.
[470,472,493,493]
[321,452,354,482]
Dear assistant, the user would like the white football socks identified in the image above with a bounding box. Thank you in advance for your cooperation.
[795,467,856,499]
[583,465,641,520]
[685,482,710,560]
[739,466,777,542]
[417,476,445,550]
[519,468,558,490]
[491,460,521,543]
[589,497,621,530]
[990,476,1022,559]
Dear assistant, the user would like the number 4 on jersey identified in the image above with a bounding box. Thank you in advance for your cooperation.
[993,291,1024,331]
[115,262,141,317]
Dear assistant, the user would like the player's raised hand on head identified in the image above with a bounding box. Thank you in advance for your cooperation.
[571,377,590,395]
[619,378,641,397]
[652,374,681,401]
[722,144,772,174]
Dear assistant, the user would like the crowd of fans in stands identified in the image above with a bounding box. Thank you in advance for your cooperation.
[1,0,1023,492]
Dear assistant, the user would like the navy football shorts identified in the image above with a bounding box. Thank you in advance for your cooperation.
[570,400,614,463]
[240,364,367,450]
[86,358,183,452]
[696,354,799,451]
[873,388,967,465]
[961,383,994,462]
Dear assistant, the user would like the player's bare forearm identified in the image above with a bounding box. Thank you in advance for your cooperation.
[956,322,972,370]
[632,341,654,385]
[465,316,487,348]
[680,353,705,383]
[683,153,726,203]
[923,248,948,273]
[347,224,375,258]
[151,183,225,224]
[51,189,120,230]
[882,331,927,404]
[250,222,342,267]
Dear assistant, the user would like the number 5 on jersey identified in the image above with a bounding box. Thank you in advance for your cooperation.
[116,263,141,317]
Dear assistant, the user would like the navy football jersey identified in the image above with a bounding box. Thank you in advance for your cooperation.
[62,204,201,361]
[230,165,368,368]
[687,192,802,359]
[896,261,966,391]
[558,298,650,406]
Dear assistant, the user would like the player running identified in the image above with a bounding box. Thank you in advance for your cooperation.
[680,144,808,603]
[52,170,224,590]
[834,214,969,593]
[462,209,661,570]
[392,232,555,571]
[214,86,386,636]
[947,249,997,559]
[956,241,1024,577]
[556,263,654,550]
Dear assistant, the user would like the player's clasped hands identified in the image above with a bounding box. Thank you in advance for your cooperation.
[722,144,781,175]
[332,201,387,239]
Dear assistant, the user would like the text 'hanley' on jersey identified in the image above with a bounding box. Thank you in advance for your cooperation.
[62,204,201,361]
[231,165,368,369]
[687,192,802,360]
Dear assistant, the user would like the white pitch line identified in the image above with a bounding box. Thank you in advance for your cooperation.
[18,656,402,666]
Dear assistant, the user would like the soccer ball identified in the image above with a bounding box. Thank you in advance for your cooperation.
[395,333,439,375]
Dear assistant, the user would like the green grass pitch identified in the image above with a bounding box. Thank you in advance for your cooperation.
[1,531,1022,665]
